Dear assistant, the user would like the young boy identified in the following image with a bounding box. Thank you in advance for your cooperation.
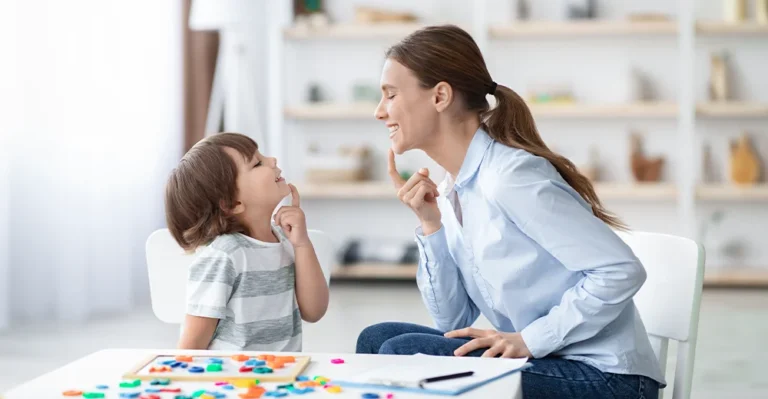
[165,133,329,351]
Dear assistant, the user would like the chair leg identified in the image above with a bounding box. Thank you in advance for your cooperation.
[672,341,697,399]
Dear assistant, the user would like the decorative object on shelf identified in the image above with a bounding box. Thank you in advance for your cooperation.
[352,82,380,104]
[701,142,720,183]
[758,0,768,24]
[308,83,324,103]
[708,51,730,102]
[626,13,671,22]
[724,0,747,22]
[578,146,601,182]
[305,144,372,183]
[527,84,575,103]
[516,0,530,21]
[354,7,418,24]
[629,132,664,182]
[729,132,761,184]
[632,69,657,102]
[563,0,596,20]
[292,0,330,31]
[341,239,419,265]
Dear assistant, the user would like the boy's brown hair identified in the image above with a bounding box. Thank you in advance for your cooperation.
[165,132,258,251]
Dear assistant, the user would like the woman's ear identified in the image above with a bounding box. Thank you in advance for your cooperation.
[433,81,453,113]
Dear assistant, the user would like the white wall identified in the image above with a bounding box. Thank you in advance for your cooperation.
[279,0,767,269]
[0,0,17,330]
[5,0,182,324]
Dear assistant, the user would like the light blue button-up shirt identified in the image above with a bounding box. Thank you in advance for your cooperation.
[415,128,665,385]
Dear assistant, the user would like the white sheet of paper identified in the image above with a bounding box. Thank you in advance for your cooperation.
[344,354,530,392]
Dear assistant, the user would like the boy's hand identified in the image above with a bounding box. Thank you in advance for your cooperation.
[274,184,311,248]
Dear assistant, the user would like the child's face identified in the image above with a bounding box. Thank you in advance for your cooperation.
[224,147,290,214]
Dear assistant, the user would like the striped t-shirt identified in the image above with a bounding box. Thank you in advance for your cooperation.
[186,227,302,351]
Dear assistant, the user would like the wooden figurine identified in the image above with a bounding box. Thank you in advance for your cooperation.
[724,0,746,22]
[709,52,729,102]
[630,133,664,182]
[729,133,761,184]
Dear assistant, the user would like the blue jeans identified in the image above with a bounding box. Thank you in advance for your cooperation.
[356,322,659,399]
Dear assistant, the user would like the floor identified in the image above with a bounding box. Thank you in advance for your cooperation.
[1,283,767,397]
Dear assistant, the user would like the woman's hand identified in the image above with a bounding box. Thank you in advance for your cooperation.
[388,149,442,235]
[445,327,533,358]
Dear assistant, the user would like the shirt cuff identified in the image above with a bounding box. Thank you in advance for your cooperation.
[187,304,228,320]
[520,315,560,359]
[415,225,450,264]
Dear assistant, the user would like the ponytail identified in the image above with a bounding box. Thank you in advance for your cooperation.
[482,85,627,230]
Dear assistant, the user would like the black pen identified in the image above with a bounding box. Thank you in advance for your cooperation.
[418,371,475,388]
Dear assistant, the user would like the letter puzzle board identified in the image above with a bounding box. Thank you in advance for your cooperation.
[123,353,311,383]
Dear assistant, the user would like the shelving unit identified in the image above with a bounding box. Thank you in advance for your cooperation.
[490,20,678,37]
[269,1,768,286]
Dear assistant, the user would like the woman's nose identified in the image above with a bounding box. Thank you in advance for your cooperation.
[374,99,387,120]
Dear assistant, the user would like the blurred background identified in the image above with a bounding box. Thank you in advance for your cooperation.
[1,0,767,397]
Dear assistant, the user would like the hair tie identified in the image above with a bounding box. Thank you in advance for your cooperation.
[487,81,498,95]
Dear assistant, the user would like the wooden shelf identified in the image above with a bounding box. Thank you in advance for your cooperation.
[696,21,768,35]
[703,268,768,287]
[285,103,377,120]
[331,263,417,280]
[298,181,676,201]
[696,102,768,118]
[596,183,678,200]
[332,264,768,287]
[490,20,677,37]
[529,102,677,118]
[298,181,395,199]
[284,23,425,40]
[697,184,768,201]
[285,102,678,120]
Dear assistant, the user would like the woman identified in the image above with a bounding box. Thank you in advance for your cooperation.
[355,25,665,399]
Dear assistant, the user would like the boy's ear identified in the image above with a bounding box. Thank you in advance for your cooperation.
[220,200,245,215]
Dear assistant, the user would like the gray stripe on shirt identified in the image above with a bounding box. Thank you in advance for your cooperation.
[212,308,302,347]
[230,264,295,298]
[188,255,237,285]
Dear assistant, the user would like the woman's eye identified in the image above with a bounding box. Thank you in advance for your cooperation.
[387,94,395,100]
[253,161,262,168]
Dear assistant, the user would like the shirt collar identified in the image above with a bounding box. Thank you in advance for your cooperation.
[452,127,494,189]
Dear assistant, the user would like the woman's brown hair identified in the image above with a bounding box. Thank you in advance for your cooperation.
[165,133,259,251]
[385,25,626,230]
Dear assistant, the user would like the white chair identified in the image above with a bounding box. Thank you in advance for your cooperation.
[616,230,705,399]
[145,228,335,324]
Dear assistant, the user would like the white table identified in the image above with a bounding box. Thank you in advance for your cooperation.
[3,349,522,398]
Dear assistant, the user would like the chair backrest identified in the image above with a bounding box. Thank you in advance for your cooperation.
[616,230,705,399]
[145,228,335,324]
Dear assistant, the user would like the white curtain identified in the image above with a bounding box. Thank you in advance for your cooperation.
[2,0,182,325]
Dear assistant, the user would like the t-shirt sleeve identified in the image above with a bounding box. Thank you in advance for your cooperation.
[186,250,237,319]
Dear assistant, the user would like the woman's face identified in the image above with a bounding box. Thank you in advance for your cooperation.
[374,59,439,155]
